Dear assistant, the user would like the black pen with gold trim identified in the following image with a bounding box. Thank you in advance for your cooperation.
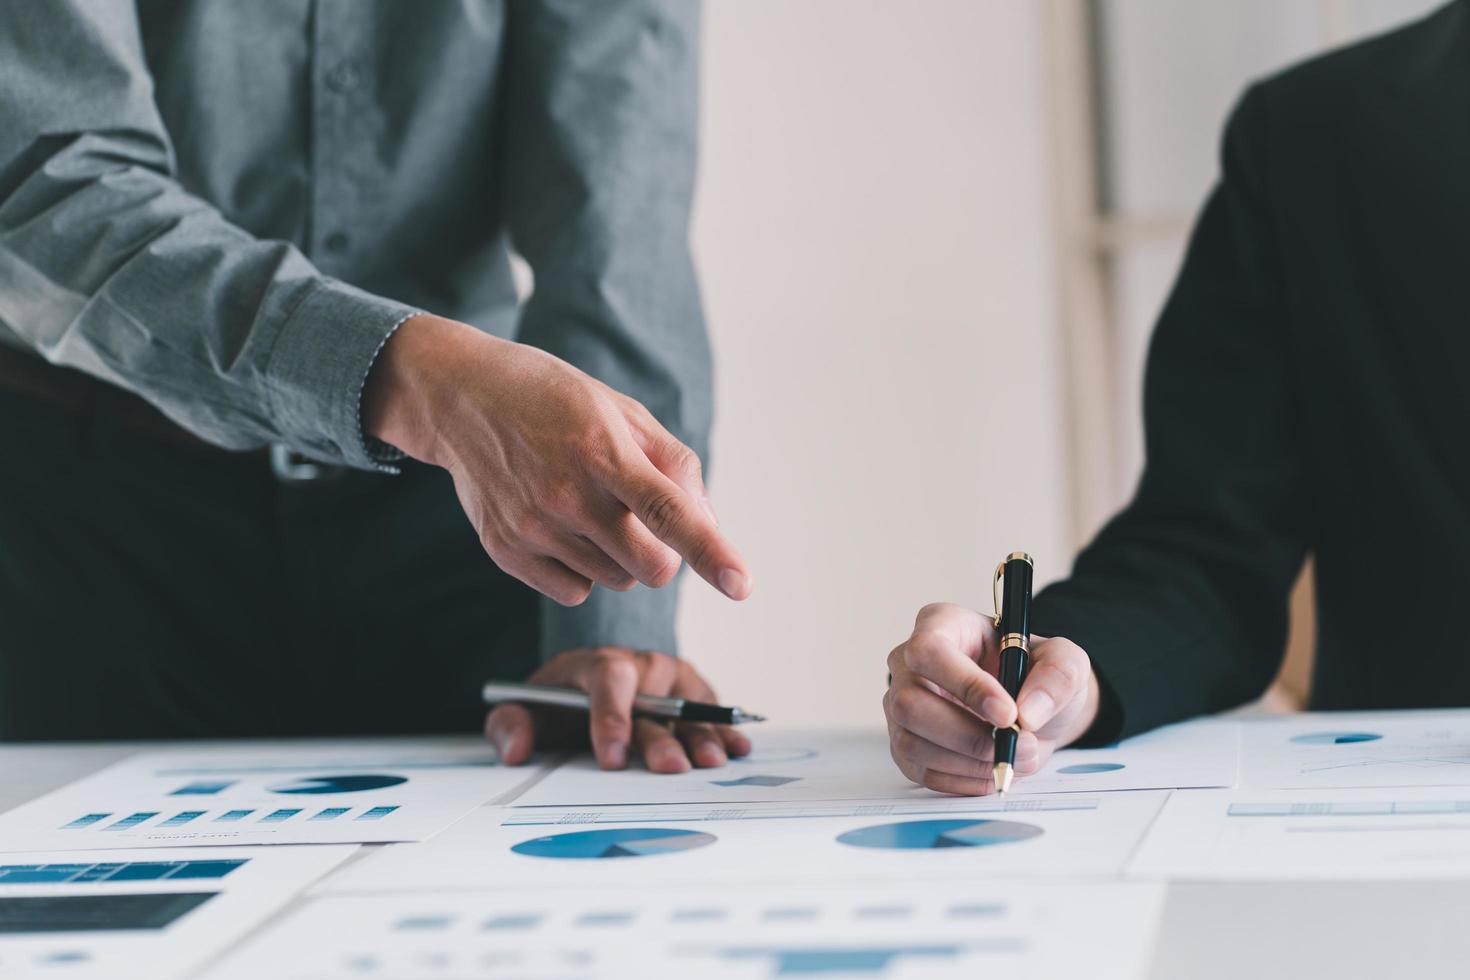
[991,552,1034,795]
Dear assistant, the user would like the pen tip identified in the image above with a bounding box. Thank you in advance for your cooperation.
[993,763,1014,796]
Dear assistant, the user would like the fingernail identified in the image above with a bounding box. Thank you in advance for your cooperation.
[661,749,692,773]
[1018,691,1055,727]
[605,741,627,769]
[981,697,1009,723]
[718,568,750,599]
[699,496,720,526]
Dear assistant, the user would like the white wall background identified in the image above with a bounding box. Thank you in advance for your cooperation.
[679,1,1071,727]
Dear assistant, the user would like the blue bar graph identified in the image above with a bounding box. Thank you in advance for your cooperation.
[0,860,245,884]
[310,807,351,822]
[0,865,91,884]
[356,806,399,821]
[482,914,542,931]
[856,906,914,920]
[107,863,178,881]
[577,911,636,927]
[158,811,206,828]
[948,903,1007,920]
[170,780,235,796]
[74,864,125,882]
[61,813,110,830]
[395,916,454,931]
[169,861,246,879]
[260,808,303,823]
[103,812,158,831]
[719,945,966,973]
[215,809,254,822]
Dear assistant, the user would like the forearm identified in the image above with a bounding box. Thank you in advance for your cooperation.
[0,148,418,467]
[1032,86,1308,741]
[1033,555,1290,742]
[0,3,416,468]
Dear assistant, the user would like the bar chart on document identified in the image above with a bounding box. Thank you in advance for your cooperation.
[511,722,1237,809]
[0,743,539,851]
[0,845,352,980]
[1131,784,1470,879]
[1239,709,1470,788]
[207,881,1166,980]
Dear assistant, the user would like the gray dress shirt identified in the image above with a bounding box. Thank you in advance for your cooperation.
[0,0,710,659]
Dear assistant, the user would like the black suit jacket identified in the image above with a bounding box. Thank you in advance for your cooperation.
[1032,1,1470,741]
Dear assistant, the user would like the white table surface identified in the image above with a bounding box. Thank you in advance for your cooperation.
[2,738,1465,979]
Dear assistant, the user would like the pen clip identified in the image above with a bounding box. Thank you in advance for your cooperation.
[992,560,1006,629]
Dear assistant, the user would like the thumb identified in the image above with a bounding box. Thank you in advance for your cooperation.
[1015,636,1091,734]
[619,399,718,527]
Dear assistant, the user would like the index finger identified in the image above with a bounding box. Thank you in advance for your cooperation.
[617,395,719,525]
[611,463,753,601]
[902,604,1015,727]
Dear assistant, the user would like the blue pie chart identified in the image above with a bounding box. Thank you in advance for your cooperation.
[1290,732,1383,745]
[268,774,407,794]
[512,827,717,860]
[1058,762,1126,774]
[837,819,1043,850]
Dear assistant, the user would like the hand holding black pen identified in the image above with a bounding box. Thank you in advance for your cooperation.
[883,557,1102,797]
[991,552,1034,795]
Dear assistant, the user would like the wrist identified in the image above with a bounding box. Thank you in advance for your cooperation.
[362,314,480,465]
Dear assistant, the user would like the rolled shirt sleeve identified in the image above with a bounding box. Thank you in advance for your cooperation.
[502,0,712,659]
[0,1,418,470]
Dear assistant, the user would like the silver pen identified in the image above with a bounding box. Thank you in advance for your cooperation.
[481,681,767,725]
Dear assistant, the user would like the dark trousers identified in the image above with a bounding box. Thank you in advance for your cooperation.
[0,387,538,741]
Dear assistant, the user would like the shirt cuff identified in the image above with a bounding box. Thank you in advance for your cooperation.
[263,276,422,471]
[539,581,680,661]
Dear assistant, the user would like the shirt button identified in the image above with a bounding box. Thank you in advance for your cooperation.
[325,61,360,93]
[324,231,351,253]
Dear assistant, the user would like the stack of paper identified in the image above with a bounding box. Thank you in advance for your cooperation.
[0,741,544,979]
[18,708,1470,978]
[0,742,537,852]
[1131,709,1470,880]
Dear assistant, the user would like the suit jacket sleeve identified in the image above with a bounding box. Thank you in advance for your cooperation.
[1031,85,1309,742]
[499,0,711,659]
